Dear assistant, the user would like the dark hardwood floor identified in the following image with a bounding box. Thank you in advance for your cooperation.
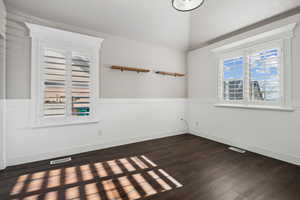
[1,134,300,200]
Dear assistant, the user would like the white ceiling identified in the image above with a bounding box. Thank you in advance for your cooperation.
[4,0,190,50]
[189,0,300,50]
[4,0,300,51]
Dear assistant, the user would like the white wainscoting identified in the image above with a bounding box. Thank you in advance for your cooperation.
[5,98,187,166]
[188,99,300,166]
[187,13,300,167]
[0,100,5,169]
[0,0,6,170]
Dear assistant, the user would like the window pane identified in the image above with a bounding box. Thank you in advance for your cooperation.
[42,49,93,118]
[71,53,91,116]
[43,49,67,117]
[250,49,280,102]
[223,57,244,101]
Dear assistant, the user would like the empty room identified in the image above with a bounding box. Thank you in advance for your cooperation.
[0,0,300,199]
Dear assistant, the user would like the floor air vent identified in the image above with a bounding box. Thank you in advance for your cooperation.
[228,147,246,154]
[50,157,72,165]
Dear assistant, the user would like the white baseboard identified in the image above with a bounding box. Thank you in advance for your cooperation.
[190,130,300,166]
[7,129,186,166]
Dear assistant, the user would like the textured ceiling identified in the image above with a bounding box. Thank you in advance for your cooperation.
[4,0,300,51]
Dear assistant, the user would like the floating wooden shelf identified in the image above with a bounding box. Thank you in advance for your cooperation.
[110,66,185,77]
[155,71,185,77]
[111,65,150,73]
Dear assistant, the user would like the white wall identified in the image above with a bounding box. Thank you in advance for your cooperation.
[102,36,187,98]
[6,10,187,99]
[5,0,190,50]
[188,0,300,50]
[0,0,5,36]
[3,10,187,167]
[188,13,300,166]
[0,0,6,170]
[6,99,186,166]
[0,99,4,169]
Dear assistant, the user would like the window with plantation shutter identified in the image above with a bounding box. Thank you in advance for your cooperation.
[71,53,91,116]
[27,23,103,126]
[43,49,67,117]
[222,57,244,101]
[249,48,280,102]
[214,23,296,111]
[218,47,283,107]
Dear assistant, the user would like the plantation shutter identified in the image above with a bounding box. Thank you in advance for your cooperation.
[27,23,103,126]
[71,53,91,116]
[42,49,92,118]
[43,48,67,117]
[222,57,244,101]
[249,48,281,102]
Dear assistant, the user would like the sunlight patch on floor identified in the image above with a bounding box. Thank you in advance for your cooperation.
[9,155,183,200]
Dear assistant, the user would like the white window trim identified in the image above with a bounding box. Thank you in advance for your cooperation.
[212,23,297,111]
[26,23,104,127]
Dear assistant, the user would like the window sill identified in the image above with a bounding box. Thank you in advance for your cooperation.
[31,119,100,129]
[214,104,295,112]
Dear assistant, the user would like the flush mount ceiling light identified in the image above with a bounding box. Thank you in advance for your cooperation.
[172,0,204,12]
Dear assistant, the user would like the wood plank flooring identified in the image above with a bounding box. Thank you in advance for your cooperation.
[0,134,300,200]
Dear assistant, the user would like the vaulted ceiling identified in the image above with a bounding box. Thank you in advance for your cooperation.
[4,0,300,51]
[189,0,300,50]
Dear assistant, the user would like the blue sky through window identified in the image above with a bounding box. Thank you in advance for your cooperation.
[223,57,243,80]
[223,49,279,81]
[250,49,279,81]
[222,49,280,102]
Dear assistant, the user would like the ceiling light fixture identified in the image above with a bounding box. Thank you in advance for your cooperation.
[172,0,204,12]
